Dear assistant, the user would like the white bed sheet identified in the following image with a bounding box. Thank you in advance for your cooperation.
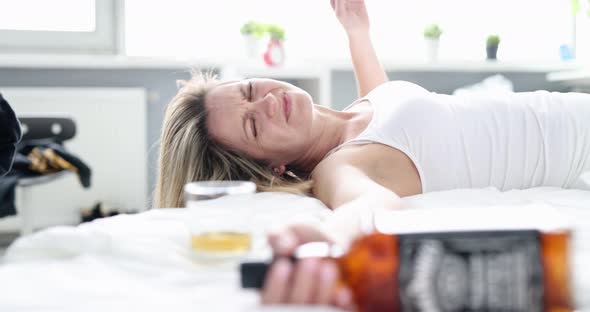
[0,188,589,312]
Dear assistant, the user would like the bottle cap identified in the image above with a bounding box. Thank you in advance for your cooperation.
[240,261,269,289]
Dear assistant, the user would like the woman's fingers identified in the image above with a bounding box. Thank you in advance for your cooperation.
[268,223,333,256]
[335,0,345,17]
[264,224,344,307]
[262,258,345,306]
[260,258,293,304]
[268,228,298,256]
[333,287,355,310]
[288,223,334,243]
[314,260,339,305]
[287,258,321,304]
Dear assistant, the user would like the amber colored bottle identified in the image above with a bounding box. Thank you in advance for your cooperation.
[241,229,573,312]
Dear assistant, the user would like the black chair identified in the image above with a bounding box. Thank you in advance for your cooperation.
[15,115,76,234]
[18,115,76,143]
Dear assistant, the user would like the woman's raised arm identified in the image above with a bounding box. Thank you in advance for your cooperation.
[331,0,388,98]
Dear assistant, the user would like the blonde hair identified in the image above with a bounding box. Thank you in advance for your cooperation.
[153,71,313,208]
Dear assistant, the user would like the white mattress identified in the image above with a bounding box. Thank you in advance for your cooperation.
[0,187,589,312]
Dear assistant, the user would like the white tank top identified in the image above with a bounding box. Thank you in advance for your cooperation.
[327,81,590,193]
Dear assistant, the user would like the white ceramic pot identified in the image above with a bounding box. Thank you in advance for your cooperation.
[425,38,439,62]
[243,35,263,59]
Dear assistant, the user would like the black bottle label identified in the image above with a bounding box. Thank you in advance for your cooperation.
[398,230,543,312]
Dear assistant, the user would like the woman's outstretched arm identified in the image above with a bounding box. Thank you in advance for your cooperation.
[332,0,388,98]
[311,152,402,246]
[260,156,402,308]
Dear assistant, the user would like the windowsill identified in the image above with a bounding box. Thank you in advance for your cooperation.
[0,53,583,74]
[378,60,581,73]
[0,53,208,69]
[547,68,590,86]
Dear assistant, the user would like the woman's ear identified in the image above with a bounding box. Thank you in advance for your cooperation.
[273,165,286,176]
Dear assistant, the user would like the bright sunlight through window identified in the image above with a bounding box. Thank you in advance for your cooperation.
[0,0,95,32]
[123,0,577,62]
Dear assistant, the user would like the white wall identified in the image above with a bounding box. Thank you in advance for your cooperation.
[1,87,147,230]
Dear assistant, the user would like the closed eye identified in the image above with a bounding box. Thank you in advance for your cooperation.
[250,116,257,138]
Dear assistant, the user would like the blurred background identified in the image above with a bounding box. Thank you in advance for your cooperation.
[0,0,586,61]
[0,0,589,239]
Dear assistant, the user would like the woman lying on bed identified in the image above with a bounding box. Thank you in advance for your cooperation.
[154,0,590,308]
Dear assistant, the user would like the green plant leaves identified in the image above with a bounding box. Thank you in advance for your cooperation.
[423,24,442,39]
[486,34,500,47]
[240,21,285,40]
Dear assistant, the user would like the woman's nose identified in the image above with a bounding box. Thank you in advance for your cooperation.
[253,92,277,118]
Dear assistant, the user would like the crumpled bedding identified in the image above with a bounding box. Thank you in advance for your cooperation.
[0,187,589,311]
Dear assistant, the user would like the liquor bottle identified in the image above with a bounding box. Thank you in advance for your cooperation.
[241,207,574,312]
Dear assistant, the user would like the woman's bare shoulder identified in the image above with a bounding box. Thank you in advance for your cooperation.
[315,143,404,171]
[310,147,380,209]
[312,145,366,178]
[312,143,422,197]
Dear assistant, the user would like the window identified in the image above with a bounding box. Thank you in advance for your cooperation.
[370,0,572,62]
[0,0,120,54]
[124,0,576,63]
[124,0,341,60]
[573,1,590,60]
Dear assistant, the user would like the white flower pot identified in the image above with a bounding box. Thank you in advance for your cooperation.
[425,38,439,62]
[243,35,263,59]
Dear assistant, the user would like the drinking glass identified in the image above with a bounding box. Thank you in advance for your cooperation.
[184,181,257,262]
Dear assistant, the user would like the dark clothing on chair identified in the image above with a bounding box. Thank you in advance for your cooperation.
[0,93,22,176]
[0,141,91,218]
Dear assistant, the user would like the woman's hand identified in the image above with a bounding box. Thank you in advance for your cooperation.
[330,0,369,37]
[260,223,355,310]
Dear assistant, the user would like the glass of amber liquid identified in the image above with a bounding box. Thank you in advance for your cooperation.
[184,181,257,262]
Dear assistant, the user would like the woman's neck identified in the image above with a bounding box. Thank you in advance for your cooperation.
[291,103,369,174]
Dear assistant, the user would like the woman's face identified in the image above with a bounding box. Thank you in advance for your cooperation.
[205,78,315,167]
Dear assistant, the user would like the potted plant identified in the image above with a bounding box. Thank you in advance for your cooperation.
[486,34,500,60]
[263,24,286,66]
[240,21,266,59]
[571,0,590,17]
[423,24,442,62]
[569,0,590,60]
